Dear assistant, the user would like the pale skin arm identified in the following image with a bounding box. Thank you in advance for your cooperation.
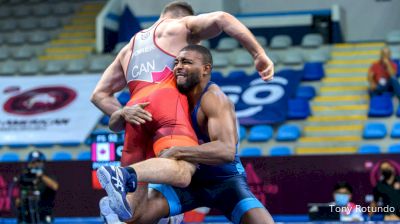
[159,89,237,165]
[184,12,274,81]
[90,44,129,116]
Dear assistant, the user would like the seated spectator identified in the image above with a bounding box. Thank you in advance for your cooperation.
[331,181,364,222]
[370,161,400,221]
[368,47,400,98]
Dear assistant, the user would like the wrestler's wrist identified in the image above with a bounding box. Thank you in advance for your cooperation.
[119,106,127,119]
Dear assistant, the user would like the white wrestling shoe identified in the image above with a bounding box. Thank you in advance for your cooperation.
[99,196,124,224]
[158,214,184,224]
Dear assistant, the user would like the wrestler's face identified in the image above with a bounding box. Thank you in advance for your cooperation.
[174,50,203,93]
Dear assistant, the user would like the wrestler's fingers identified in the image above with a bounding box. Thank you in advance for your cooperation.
[137,111,152,121]
[137,108,152,118]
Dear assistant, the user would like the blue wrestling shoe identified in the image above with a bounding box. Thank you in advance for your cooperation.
[97,166,137,221]
[99,196,122,224]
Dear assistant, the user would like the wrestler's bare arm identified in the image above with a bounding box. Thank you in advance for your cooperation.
[183,12,274,80]
[160,87,237,165]
[91,44,129,116]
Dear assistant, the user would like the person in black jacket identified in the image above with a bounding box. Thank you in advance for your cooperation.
[370,161,400,221]
[16,150,58,224]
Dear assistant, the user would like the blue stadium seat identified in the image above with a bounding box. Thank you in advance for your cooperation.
[358,145,381,154]
[76,151,91,161]
[91,129,110,135]
[8,143,29,149]
[269,146,292,156]
[33,143,54,148]
[296,86,316,100]
[216,37,239,51]
[390,123,400,138]
[270,35,292,49]
[247,125,273,142]
[301,33,323,48]
[276,124,301,141]
[302,62,325,81]
[368,94,393,117]
[388,144,400,153]
[59,142,81,147]
[287,98,311,120]
[52,151,72,161]
[363,123,387,139]
[100,115,110,126]
[117,91,130,106]
[1,152,20,162]
[239,125,247,141]
[240,147,262,157]
[211,71,224,83]
[227,70,247,80]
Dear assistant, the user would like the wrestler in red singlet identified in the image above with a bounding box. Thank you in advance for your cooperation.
[121,20,198,166]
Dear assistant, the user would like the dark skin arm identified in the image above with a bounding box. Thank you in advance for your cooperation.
[159,88,237,165]
[109,102,152,132]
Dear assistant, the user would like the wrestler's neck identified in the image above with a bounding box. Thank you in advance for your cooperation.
[188,81,209,107]
[160,12,185,20]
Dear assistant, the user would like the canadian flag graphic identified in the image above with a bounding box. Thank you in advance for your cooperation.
[91,143,115,162]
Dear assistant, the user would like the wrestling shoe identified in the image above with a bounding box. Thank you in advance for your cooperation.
[97,166,137,221]
[157,214,184,224]
[99,196,122,224]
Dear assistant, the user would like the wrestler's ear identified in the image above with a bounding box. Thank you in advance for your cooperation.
[203,63,212,76]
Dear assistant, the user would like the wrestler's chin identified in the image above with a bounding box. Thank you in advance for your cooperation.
[176,75,187,84]
[177,84,190,93]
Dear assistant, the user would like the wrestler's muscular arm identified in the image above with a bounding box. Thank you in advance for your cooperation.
[184,12,274,80]
[160,87,237,165]
[91,45,128,116]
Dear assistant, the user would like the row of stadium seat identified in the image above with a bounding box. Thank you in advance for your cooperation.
[241,124,301,142]
[363,122,400,139]
[240,146,292,157]
[214,29,400,50]
[0,56,112,76]
[358,144,400,154]
[210,62,324,81]
[212,34,325,51]
[0,142,83,149]
[0,3,74,19]
[240,143,400,157]
[0,17,69,32]
[368,93,400,117]
[0,150,90,162]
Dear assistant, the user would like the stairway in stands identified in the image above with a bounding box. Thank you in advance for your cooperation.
[39,2,104,61]
[297,42,385,155]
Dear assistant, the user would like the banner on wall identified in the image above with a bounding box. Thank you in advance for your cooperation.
[217,69,302,125]
[0,75,103,145]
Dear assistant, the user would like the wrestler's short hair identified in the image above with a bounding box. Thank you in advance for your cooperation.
[162,1,194,17]
[181,44,213,67]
